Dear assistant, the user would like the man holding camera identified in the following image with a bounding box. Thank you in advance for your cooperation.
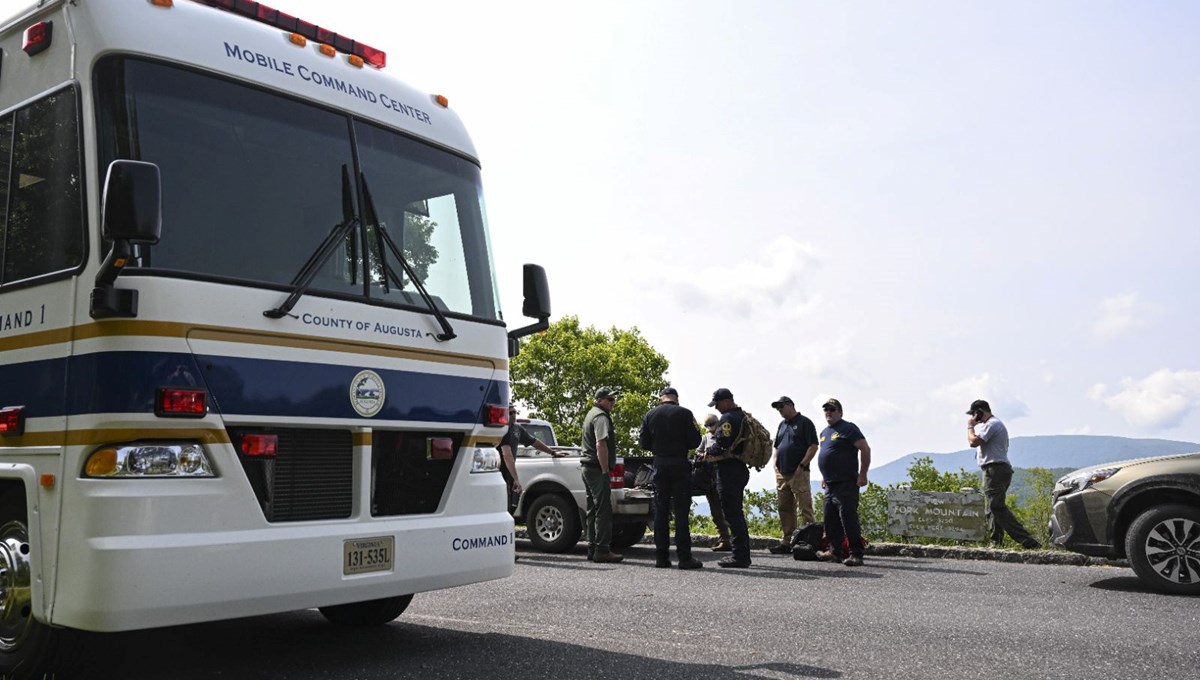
[966,399,1041,549]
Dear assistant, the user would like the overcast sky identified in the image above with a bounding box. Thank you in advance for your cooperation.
[278,1,1200,484]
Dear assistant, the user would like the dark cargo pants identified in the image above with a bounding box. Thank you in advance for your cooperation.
[582,464,613,552]
[653,460,693,561]
[715,460,751,562]
[982,463,1038,546]
[823,481,864,559]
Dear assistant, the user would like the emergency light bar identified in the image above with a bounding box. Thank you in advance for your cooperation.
[191,0,387,69]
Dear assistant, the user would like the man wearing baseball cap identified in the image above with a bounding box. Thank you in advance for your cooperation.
[767,396,819,554]
[701,388,752,568]
[816,398,871,566]
[639,387,704,569]
[580,387,623,563]
[966,399,1040,549]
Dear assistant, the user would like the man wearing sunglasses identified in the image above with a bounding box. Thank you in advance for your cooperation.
[966,399,1041,549]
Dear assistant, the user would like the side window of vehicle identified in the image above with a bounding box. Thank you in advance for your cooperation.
[0,89,85,286]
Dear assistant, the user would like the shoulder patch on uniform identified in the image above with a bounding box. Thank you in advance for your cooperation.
[721,422,732,436]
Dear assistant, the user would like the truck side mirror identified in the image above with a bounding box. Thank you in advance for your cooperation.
[507,264,552,356]
[91,160,163,319]
[521,264,551,320]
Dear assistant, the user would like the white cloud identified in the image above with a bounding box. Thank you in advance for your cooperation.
[930,373,1030,420]
[1093,293,1142,340]
[1089,369,1200,430]
[659,234,823,320]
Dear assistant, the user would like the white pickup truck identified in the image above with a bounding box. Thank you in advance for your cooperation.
[511,418,654,552]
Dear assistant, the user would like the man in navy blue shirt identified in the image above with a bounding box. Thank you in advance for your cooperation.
[816,398,871,566]
[767,396,819,554]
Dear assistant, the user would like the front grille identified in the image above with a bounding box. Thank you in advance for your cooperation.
[231,428,353,522]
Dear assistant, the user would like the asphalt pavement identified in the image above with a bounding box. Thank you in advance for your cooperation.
[88,540,1198,680]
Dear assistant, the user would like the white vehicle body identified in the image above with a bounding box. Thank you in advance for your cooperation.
[0,0,525,662]
[510,419,653,553]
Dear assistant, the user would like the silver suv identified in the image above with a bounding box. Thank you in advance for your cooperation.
[1050,452,1200,594]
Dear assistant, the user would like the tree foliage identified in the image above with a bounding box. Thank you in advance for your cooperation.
[509,315,670,453]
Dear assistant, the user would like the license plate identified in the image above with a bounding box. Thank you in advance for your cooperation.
[343,536,394,575]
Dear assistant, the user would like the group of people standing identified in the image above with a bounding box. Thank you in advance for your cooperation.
[560,388,1038,571]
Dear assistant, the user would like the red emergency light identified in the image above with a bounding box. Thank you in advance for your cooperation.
[0,406,25,436]
[156,388,207,417]
[22,21,53,57]
[193,0,386,68]
[241,434,278,458]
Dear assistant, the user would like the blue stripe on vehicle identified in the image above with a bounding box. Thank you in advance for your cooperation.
[1,351,504,423]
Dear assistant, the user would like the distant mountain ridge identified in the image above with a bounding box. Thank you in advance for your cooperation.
[869,435,1200,488]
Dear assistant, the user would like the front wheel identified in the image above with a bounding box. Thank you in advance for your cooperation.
[526,494,581,553]
[0,493,82,679]
[318,594,413,626]
[1125,504,1200,595]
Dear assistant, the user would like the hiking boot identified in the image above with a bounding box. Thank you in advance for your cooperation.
[767,543,792,555]
[678,558,704,570]
[717,556,751,568]
[711,539,732,552]
[586,546,595,561]
[1022,539,1042,550]
[842,555,864,567]
[655,557,672,568]
[592,550,624,564]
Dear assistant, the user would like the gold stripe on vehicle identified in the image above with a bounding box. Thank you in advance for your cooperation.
[352,431,372,447]
[0,320,505,370]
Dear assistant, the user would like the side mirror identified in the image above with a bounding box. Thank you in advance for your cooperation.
[521,264,551,320]
[101,160,162,243]
[508,264,552,355]
[91,160,163,319]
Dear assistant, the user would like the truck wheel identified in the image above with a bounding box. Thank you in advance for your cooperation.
[0,493,82,679]
[526,494,580,553]
[318,594,413,626]
[1125,504,1200,595]
[610,521,648,550]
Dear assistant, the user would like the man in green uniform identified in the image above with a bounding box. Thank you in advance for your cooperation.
[581,387,624,563]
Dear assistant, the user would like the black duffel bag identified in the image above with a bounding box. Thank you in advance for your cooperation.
[690,460,713,496]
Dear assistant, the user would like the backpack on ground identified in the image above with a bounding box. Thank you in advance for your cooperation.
[791,522,824,561]
[732,410,773,470]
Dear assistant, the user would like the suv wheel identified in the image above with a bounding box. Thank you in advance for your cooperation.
[1125,504,1200,595]
[526,494,581,554]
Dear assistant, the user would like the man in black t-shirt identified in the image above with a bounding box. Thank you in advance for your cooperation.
[499,408,564,509]
[816,398,871,567]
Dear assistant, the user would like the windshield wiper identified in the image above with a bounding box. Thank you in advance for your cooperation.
[361,173,456,341]
[264,166,358,319]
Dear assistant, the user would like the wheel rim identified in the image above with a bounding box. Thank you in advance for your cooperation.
[1144,517,1200,586]
[0,519,34,653]
[534,505,564,542]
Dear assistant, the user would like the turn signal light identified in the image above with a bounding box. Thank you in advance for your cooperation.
[0,406,25,436]
[428,437,454,460]
[241,434,278,458]
[157,388,207,417]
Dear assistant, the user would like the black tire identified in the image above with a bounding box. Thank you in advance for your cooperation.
[318,594,413,626]
[0,493,83,679]
[525,494,581,553]
[1125,504,1200,595]
[610,521,648,550]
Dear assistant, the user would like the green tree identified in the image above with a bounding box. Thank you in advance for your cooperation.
[906,456,981,493]
[509,315,670,454]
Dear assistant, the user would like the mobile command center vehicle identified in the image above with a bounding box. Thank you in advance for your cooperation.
[0,0,551,675]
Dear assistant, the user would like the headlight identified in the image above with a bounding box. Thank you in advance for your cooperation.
[470,447,500,473]
[1054,467,1120,495]
[84,443,215,478]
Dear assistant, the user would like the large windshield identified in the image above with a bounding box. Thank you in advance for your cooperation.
[94,57,500,321]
